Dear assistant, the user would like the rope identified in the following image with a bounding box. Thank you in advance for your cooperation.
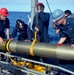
[46,0,52,14]
[45,0,58,43]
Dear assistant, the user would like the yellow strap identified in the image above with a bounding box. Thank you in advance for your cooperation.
[34,32,37,40]
[6,40,25,67]
[30,32,38,56]
[6,40,16,63]
[6,40,12,52]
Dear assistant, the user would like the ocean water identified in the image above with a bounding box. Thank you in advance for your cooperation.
[8,11,60,43]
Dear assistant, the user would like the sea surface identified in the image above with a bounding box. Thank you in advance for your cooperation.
[8,11,74,44]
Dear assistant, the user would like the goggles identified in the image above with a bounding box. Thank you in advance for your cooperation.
[17,23,23,29]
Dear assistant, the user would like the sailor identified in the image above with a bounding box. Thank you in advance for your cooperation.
[53,9,72,29]
[0,8,10,61]
[10,19,33,65]
[64,10,72,18]
[32,2,50,43]
[52,9,74,75]
[31,2,50,63]
[53,9,72,44]
[0,8,10,43]
[52,9,74,45]
[11,19,32,41]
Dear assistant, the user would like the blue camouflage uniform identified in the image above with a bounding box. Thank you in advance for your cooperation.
[32,11,50,43]
[11,24,32,41]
